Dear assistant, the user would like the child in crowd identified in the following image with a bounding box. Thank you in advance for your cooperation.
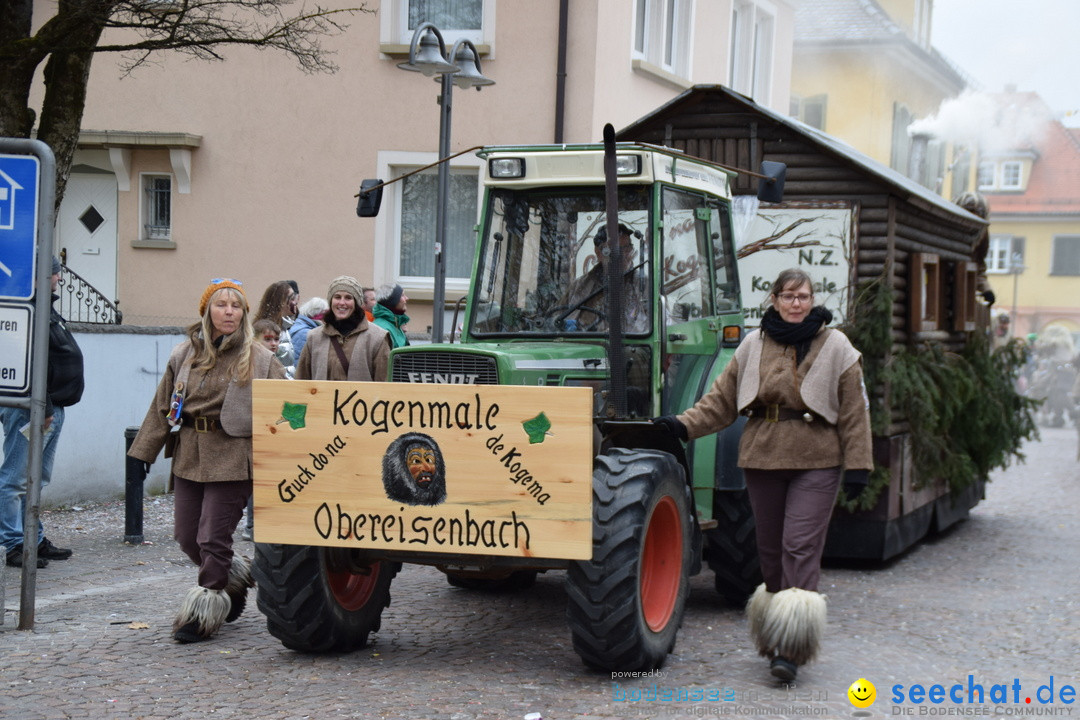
[242,319,284,541]
[253,319,282,356]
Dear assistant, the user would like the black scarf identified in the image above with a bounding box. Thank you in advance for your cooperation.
[760,305,833,365]
[328,313,362,337]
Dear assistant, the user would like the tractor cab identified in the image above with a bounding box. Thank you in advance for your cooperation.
[392,143,746,429]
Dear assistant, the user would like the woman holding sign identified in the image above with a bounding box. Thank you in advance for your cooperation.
[257,274,395,653]
[654,268,872,682]
[129,279,285,643]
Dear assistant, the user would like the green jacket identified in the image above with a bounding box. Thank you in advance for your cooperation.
[372,303,410,348]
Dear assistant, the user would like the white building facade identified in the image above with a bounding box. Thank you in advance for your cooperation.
[35,0,795,331]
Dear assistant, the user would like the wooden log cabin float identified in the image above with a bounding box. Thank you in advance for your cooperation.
[618,85,994,560]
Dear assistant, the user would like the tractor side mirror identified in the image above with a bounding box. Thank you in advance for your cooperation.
[757,161,786,204]
[356,179,384,217]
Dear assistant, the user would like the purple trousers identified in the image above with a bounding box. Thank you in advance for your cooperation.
[172,476,250,590]
[744,466,841,593]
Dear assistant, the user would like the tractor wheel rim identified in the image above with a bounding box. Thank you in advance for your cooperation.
[328,562,381,611]
[640,495,683,632]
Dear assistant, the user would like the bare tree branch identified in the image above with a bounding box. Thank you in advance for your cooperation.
[18,1,367,74]
[0,0,371,207]
[107,1,363,73]
[737,216,823,258]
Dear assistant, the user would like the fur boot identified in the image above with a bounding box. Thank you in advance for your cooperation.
[757,587,827,666]
[172,586,231,643]
[224,555,255,623]
[746,583,775,656]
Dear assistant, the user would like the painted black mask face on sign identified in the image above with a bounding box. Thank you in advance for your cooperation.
[381,432,447,506]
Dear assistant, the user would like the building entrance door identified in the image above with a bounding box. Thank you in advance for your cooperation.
[56,171,118,319]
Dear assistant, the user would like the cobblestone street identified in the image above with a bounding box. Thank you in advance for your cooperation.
[2,427,1078,720]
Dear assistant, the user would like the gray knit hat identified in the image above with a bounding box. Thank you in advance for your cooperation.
[326,275,364,309]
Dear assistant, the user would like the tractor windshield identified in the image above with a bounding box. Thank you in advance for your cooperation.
[470,185,651,336]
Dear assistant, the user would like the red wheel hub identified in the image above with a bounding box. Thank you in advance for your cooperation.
[640,495,683,632]
[328,562,381,611]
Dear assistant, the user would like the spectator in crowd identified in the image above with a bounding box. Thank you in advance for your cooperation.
[373,283,410,348]
[362,288,377,323]
[240,318,287,541]
[288,297,328,361]
[0,257,84,568]
[253,319,281,357]
[255,280,298,370]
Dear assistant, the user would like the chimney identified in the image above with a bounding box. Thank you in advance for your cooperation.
[908,131,931,186]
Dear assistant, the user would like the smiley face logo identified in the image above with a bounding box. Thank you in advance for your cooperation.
[848,678,876,708]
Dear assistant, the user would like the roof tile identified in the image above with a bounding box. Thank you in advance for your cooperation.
[983,93,1080,216]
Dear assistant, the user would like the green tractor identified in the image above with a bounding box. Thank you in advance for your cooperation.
[254,132,783,671]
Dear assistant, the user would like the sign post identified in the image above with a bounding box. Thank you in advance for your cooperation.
[0,152,41,300]
[0,138,57,630]
[0,304,33,394]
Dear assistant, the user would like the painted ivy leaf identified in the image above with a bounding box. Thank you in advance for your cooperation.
[522,412,552,444]
[280,402,307,430]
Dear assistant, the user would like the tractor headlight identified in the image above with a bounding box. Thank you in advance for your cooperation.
[616,154,642,176]
[489,158,525,178]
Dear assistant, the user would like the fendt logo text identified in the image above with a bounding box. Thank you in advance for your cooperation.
[406,372,480,384]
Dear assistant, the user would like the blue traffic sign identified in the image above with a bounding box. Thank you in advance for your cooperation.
[0,153,40,301]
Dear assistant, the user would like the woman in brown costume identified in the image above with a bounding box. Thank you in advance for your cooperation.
[129,279,286,643]
[655,268,872,682]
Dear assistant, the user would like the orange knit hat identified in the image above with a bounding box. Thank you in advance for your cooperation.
[199,278,247,316]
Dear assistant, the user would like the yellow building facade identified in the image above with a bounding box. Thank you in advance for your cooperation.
[790,0,967,197]
[978,92,1080,345]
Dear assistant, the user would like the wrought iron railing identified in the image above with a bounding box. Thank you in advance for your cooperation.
[56,264,123,324]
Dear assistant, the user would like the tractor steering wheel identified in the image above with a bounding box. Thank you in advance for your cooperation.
[550,304,607,332]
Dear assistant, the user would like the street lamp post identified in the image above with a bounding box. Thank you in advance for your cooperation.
[398,23,494,342]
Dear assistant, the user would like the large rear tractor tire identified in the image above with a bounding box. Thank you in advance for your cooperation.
[706,489,762,607]
[253,543,397,652]
[566,448,693,671]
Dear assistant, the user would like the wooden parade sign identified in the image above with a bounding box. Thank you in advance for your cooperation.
[252,380,595,559]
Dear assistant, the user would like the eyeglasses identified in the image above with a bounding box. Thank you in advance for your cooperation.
[777,292,813,305]
[210,278,243,286]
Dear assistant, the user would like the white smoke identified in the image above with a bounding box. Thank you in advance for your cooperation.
[908,89,1051,155]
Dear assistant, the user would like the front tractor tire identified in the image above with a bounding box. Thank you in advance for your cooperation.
[253,543,397,653]
[566,448,694,671]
